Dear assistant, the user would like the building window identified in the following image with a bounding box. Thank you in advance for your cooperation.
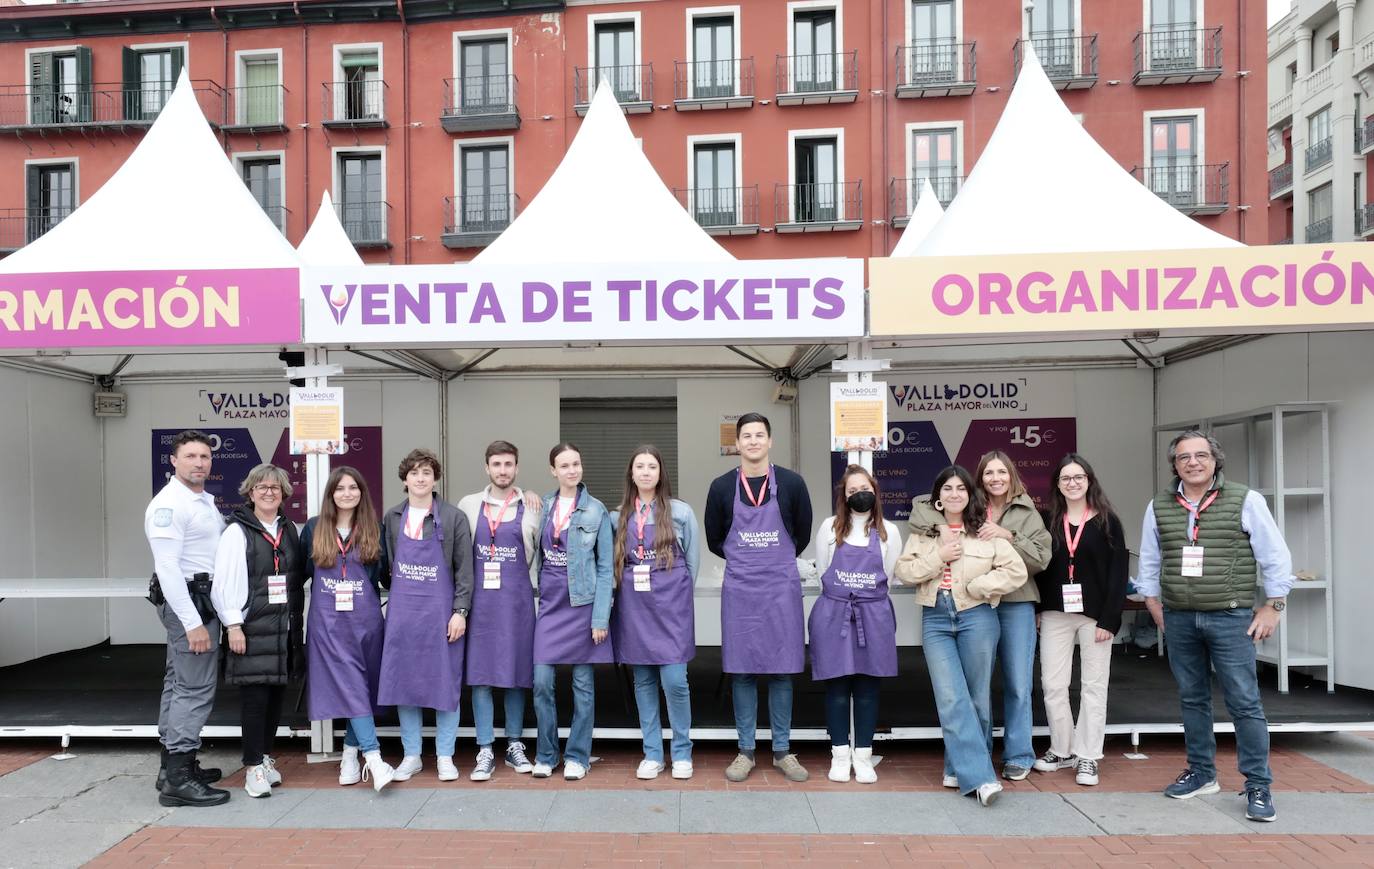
[339,49,382,120]
[1029,0,1074,77]
[1307,182,1332,242]
[1149,0,1197,69]
[909,0,957,83]
[1309,106,1331,144]
[911,127,958,205]
[1286,61,1297,92]
[1328,33,1340,61]
[691,15,736,99]
[459,144,511,233]
[29,48,92,124]
[338,153,384,242]
[25,162,75,243]
[693,142,738,226]
[794,135,838,221]
[1148,116,1198,206]
[239,56,281,126]
[595,22,639,101]
[792,9,838,92]
[241,157,284,231]
[460,38,510,113]
[123,46,184,121]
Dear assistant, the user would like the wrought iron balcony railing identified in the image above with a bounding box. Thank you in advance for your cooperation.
[888,175,963,225]
[573,64,654,113]
[0,80,224,129]
[226,84,287,130]
[672,185,760,234]
[774,180,862,229]
[895,42,976,97]
[1132,27,1223,84]
[1305,136,1333,173]
[442,74,519,130]
[442,192,520,248]
[1305,216,1333,244]
[0,205,73,251]
[1269,162,1294,198]
[335,198,391,246]
[1130,163,1229,215]
[774,51,859,104]
[1014,33,1098,89]
[672,58,755,108]
[322,79,388,126]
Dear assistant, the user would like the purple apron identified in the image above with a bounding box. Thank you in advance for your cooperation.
[612,519,695,666]
[534,520,614,665]
[465,501,535,689]
[721,467,804,674]
[809,528,899,680]
[307,528,386,720]
[378,503,464,711]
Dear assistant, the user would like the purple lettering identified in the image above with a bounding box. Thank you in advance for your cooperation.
[1162,268,1197,310]
[1351,261,1374,303]
[1301,252,1345,305]
[470,282,505,323]
[811,277,844,320]
[1060,270,1098,312]
[742,279,771,320]
[433,283,466,323]
[1101,269,1139,312]
[607,280,640,321]
[776,277,808,319]
[1238,265,1279,308]
[1014,272,1054,314]
[702,279,740,321]
[562,281,592,322]
[394,283,429,325]
[663,280,699,321]
[523,282,557,322]
[1199,266,1239,309]
[361,283,389,324]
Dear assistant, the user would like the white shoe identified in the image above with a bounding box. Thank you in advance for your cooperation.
[1075,758,1100,787]
[244,764,272,798]
[828,745,851,783]
[339,747,362,786]
[437,756,460,782]
[852,747,877,784]
[976,782,1003,807]
[563,760,587,781]
[942,774,959,789]
[531,762,554,778]
[636,759,664,780]
[392,755,423,782]
[362,751,395,792]
[671,760,694,780]
[261,755,283,787]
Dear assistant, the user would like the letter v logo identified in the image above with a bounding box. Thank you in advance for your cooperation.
[321,284,358,325]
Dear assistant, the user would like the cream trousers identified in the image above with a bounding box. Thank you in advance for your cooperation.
[1038,610,1114,761]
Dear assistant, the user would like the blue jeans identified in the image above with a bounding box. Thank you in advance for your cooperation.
[397,705,460,758]
[1164,607,1273,788]
[471,686,527,747]
[732,673,793,752]
[633,664,692,763]
[924,591,1000,794]
[533,663,595,767]
[994,601,1037,769]
[343,716,379,754]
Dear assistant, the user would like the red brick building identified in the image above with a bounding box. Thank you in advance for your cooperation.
[0,0,1267,265]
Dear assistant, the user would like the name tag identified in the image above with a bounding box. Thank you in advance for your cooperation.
[483,561,502,590]
[1181,545,1205,578]
[633,563,651,592]
[267,574,288,605]
[335,589,354,611]
[1061,582,1084,614]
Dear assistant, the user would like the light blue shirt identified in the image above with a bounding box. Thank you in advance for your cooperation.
[1136,480,1294,602]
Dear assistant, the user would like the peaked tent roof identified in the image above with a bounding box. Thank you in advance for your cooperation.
[476,81,733,264]
[1,71,299,274]
[913,45,1240,257]
[891,179,945,257]
[297,191,363,266]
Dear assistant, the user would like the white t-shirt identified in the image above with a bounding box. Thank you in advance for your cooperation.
[144,476,226,631]
[814,515,903,580]
[405,506,429,539]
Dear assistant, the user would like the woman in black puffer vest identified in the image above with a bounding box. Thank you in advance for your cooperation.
[211,463,306,798]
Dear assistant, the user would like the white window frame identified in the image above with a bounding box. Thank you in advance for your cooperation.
[785,1,844,93]
[23,155,80,217]
[1139,0,1206,74]
[586,10,642,99]
[126,40,191,116]
[233,48,284,126]
[23,44,82,125]
[1020,0,1082,38]
[1143,107,1206,169]
[786,126,846,221]
[332,42,385,121]
[331,146,388,236]
[685,6,742,99]
[686,132,744,221]
[904,0,963,46]
[452,135,516,221]
[451,27,514,98]
[231,149,287,233]
[903,120,963,213]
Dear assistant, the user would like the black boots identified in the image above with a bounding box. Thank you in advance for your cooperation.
[155,747,224,791]
[158,751,230,807]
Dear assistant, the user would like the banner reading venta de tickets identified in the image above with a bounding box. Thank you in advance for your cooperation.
[301,259,865,344]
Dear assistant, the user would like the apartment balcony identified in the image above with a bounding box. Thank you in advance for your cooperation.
[1131,163,1228,215]
[1300,60,1333,102]
[774,51,859,106]
[888,175,963,227]
[1305,136,1333,174]
[1305,216,1332,244]
[0,80,224,132]
[773,181,862,233]
[322,80,388,129]
[1132,27,1222,85]
[574,65,653,115]
[441,75,519,133]
[336,199,391,248]
[0,206,72,253]
[1360,117,1374,155]
[1014,33,1097,90]
[1269,162,1294,199]
[1358,31,1374,75]
[894,42,976,98]
[1268,92,1293,129]
[672,58,755,111]
[223,84,288,134]
[441,193,519,249]
[1362,203,1374,238]
[672,186,760,236]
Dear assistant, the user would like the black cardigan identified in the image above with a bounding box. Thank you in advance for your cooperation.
[1034,512,1130,633]
[704,464,813,559]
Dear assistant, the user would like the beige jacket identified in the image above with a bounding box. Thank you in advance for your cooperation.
[907,494,1049,604]
[893,522,1029,611]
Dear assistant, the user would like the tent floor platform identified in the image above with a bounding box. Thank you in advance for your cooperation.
[2,643,1371,741]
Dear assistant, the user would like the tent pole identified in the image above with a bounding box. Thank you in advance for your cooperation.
[305,346,334,756]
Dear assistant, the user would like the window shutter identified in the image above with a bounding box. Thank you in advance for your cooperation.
[559,401,679,505]
[169,46,185,83]
[122,47,140,119]
[30,52,53,124]
[75,47,93,122]
[25,164,41,243]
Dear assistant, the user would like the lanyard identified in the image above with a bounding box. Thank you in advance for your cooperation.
[739,468,769,508]
[551,494,576,545]
[260,523,284,573]
[634,498,652,560]
[404,508,427,540]
[483,489,519,558]
[1062,511,1094,582]
[1175,490,1220,544]
[336,530,352,580]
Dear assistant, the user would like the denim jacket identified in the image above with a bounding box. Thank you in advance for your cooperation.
[609,498,702,583]
[536,484,614,630]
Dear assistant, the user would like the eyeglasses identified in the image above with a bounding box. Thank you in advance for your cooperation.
[1058,474,1088,484]
[253,484,283,494]
[1173,452,1214,465]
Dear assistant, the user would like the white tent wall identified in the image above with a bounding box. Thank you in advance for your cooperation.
[1155,331,1374,692]
[0,368,106,667]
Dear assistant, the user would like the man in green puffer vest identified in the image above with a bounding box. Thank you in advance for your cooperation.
[1137,430,1293,824]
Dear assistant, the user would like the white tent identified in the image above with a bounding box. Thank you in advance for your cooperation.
[913,45,1240,257]
[1,72,299,274]
[476,80,733,264]
[890,179,945,257]
[297,191,363,266]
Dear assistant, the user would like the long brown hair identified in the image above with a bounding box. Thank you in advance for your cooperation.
[1048,453,1119,542]
[613,445,678,584]
[312,466,381,567]
[832,464,887,545]
[975,449,1027,503]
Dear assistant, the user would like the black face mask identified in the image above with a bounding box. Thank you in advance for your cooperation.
[846,491,877,513]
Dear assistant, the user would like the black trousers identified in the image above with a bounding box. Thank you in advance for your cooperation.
[239,684,286,766]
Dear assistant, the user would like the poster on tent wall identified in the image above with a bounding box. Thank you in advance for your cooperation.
[829,374,1076,521]
[290,387,345,455]
[301,259,865,344]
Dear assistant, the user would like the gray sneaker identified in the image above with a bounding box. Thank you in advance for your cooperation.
[724,753,755,782]
[470,746,496,781]
[504,741,534,774]
[772,753,810,782]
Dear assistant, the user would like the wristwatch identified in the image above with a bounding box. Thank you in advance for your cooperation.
[1267,599,1286,612]
[455,608,470,618]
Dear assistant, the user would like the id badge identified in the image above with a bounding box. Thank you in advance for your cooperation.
[483,561,502,590]
[1181,545,1205,578]
[1061,583,1085,614]
[633,563,651,592]
[267,574,288,605]
[335,588,354,612]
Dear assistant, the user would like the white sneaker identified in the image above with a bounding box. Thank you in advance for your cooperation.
[1075,758,1100,787]
[563,760,587,781]
[244,764,272,798]
[531,762,554,778]
[437,756,460,782]
[976,782,1003,807]
[852,747,877,784]
[942,774,959,789]
[671,760,694,780]
[392,755,423,782]
[636,759,664,780]
[339,747,362,786]
[828,745,852,783]
[1033,750,1077,773]
[362,751,395,792]
[262,755,283,787]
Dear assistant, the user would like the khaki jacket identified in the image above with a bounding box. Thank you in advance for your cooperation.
[893,525,1028,611]
[907,494,1049,604]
